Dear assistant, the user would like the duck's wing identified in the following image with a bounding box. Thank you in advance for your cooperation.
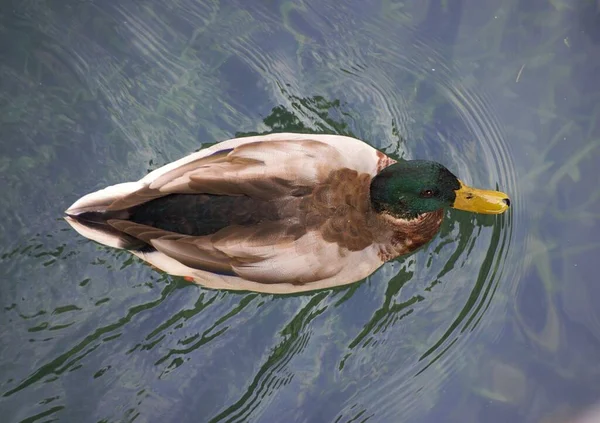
[108,139,345,210]
[66,133,389,215]
[106,218,378,285]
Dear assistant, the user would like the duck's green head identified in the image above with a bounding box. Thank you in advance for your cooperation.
[370,160,510,220]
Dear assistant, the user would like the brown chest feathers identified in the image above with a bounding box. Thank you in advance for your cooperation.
[299,168,444,260]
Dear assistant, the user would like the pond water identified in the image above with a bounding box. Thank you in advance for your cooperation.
[1,1,599,422]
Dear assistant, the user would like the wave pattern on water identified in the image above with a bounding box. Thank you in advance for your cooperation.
[0,1,526,422]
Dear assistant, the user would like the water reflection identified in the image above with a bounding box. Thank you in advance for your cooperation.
[2,0,599,422]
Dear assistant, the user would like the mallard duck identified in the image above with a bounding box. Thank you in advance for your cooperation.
[65,133,510,294]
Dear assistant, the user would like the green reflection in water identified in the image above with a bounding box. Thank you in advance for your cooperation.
[3,277,178,398]
[12,0,600,421]
[208,292,329,423]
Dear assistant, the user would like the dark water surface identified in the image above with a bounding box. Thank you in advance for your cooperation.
[1,1,599,422]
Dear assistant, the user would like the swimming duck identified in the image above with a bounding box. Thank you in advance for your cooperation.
[65,133,510,294]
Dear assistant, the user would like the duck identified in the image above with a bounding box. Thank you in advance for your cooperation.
[65,133,510,294]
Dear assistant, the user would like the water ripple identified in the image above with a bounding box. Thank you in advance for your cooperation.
[0,1,526,422]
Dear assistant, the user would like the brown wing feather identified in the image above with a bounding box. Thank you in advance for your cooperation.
[106,149,238,211]
[150,238,237,275]
[106,140,346,212]
[107,219,238,275]
[106,216,348,284]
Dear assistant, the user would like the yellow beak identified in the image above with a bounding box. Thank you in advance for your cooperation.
[452,180,510,214]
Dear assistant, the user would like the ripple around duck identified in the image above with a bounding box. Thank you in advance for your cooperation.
[1,1,526,422]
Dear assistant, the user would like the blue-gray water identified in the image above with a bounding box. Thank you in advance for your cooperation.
[1,1,599,422]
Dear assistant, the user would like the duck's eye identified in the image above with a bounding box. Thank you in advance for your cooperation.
[421,189,435,198]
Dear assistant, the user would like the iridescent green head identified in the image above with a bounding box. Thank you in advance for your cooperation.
[370,160,510,220]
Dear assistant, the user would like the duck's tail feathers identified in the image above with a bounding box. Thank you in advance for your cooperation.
[64,182,148,250]
[65,182,145,215]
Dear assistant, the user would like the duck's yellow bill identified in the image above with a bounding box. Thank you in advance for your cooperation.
[452,181,510,214]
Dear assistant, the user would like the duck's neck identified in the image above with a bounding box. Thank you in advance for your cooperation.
[375,209,445,261]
